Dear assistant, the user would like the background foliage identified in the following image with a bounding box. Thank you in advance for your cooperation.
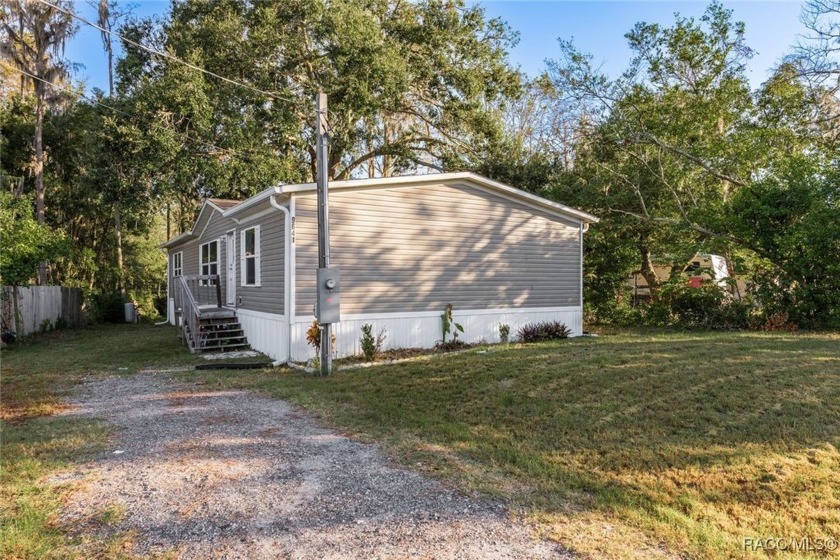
[1,0,837,329]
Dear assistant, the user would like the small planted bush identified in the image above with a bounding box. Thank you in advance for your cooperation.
[305,319,335,354]
[360,323,387,361]
[498,323,510,344]
[436,303,467,351]
[517,321,571,343]
[440,303,464,344]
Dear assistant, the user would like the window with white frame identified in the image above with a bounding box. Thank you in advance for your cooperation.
[172,252,183,277]
[240,226,261,286]
[200,240,219,278]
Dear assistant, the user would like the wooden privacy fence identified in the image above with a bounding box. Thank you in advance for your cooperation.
[1,286,84,336]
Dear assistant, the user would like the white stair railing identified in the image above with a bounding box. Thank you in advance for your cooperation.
[176,274,221,352]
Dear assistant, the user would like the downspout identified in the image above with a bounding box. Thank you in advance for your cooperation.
[269,195,292,366]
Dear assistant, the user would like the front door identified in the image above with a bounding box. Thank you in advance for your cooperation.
[226,230,236,306]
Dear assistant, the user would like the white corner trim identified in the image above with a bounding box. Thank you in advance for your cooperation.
[580,223,585,313]
[288,195,296,325]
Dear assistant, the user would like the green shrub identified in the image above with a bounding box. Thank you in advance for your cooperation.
[90,291,126,324]
[498,323,510,344]
[360,324,387,361]
[518,321,571,343]
[440,303,464,344]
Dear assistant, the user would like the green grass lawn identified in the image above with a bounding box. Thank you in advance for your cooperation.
[2,325,839,559]
[185,329,840,559]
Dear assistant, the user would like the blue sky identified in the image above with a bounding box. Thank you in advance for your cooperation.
[66,1,807,93]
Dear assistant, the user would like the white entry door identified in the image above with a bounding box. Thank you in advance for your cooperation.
[226,230,236,306]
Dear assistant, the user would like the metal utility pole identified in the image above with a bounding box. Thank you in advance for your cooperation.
[315,92,337,375]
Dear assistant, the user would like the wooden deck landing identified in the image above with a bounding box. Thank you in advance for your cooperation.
[197,307,237,320]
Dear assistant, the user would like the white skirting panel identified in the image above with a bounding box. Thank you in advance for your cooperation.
[289,306,582,362]
[168,298,176,326]
[236,308,289,362]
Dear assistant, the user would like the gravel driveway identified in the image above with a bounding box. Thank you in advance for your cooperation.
[58,373,571,559]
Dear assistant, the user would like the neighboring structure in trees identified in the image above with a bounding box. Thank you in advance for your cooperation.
[627,253,748,305]
[162,173,597,362]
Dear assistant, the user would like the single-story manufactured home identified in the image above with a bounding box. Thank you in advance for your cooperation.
[162,172,598,362]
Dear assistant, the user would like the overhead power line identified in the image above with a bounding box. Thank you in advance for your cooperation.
[36,0,295,103]
[5,63,132,117]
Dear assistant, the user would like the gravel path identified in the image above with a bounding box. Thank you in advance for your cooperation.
[57,374,571,559]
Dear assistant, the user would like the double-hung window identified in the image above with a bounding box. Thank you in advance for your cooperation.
[200,240,219,281]
[172,252,183,277]
[240,226,261,286]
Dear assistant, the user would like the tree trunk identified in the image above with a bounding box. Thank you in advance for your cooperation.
[34,86,48,285]
[382,121,392,177]
[34,94,45,222]
[115,201,126,296]
[106,47,114,97]
[638,239,661,297]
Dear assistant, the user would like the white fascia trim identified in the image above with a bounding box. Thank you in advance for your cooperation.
[160,231,195,249]
[162,199,231,248]
[194,205,219,240]
[236,308,286,321]
[231,207,275,225]
[459,175,599,224]
[223,186,283,218]
[205,200,225,212]
[279,172,598,224]
[292,306,582,324]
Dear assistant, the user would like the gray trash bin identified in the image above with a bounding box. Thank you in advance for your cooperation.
[124,302,136,323]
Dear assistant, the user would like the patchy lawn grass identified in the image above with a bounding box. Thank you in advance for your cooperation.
[4,325,839,559]
[184,329,840,559]
[1,324,201,559]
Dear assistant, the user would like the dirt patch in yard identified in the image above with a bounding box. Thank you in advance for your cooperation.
[56,374,572,559]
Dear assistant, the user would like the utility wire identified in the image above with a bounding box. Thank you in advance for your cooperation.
[37,0,296,103]
[3,62,262,164]
[5,63,132,118]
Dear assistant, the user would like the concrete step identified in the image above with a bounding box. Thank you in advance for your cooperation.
[198,342,250,352]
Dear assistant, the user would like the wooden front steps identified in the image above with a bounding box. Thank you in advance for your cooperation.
[186,308,250,353]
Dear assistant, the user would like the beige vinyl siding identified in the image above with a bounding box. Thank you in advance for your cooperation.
[294,182,581,316]
[168,203,285,315]
[235,204,285,315]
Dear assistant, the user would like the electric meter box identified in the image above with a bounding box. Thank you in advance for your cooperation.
[316,268,340,324]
